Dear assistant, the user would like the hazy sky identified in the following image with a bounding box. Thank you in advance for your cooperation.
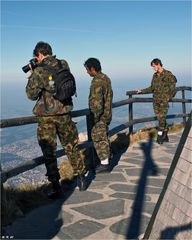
[1,0,191,86]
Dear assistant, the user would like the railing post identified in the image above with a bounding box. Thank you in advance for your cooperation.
[86,114,92,141]
[85,113,98,170]
[128,94,133,134]
[182,90,186,125]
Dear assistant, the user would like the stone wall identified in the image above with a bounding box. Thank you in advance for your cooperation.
[144,117,192,239]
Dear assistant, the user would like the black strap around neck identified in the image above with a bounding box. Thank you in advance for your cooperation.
[57,59,63,70]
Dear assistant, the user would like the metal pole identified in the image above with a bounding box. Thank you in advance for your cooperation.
[86,114,96,169]
[86,114,92,141]
[182,90,186,125]
[129,94,133,134]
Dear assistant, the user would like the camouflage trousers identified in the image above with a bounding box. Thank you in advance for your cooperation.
[91,120,111,161]
[37,114,85,182]
[153,101,169,131]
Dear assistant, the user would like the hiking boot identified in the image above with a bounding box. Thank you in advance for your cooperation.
[156,131,163,144]
[95,164,110,174]
[48,181,62,199]
[162,130,169,142]
[77,173,87,191]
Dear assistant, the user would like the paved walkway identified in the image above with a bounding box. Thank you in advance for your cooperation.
[4,131,182,240]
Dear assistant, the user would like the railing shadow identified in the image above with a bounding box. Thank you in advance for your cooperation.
[81,131,131,190]
[159,222,192,239]
[126,133,159,239]
[110,132,131,171]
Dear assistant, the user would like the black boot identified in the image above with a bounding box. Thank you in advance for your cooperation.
[48,181,62,199]
[162,130,169,142]
[156,130,163,144]
[95,163,110,174]
[77,173,87,191]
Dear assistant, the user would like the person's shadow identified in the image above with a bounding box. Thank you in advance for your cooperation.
[159,222,192,239]
[3,174,77,239]
[126,132,159,239]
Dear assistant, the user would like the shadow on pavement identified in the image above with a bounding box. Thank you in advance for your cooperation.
[126,133,159,239]
[110,132,130,171]
[160,222,192,239]
[3,180,77,240]
[83,132,130,189]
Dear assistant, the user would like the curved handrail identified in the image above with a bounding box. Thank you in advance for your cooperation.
[126,86,192,95]
[0,86,191,183]
[1,86,191,128]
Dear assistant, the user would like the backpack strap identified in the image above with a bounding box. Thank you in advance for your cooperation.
[56,59,63,70]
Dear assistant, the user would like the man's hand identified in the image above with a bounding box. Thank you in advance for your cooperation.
[29,64,33,73]
[136,89,142,94]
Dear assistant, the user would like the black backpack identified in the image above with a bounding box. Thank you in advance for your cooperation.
[43,59,76,102]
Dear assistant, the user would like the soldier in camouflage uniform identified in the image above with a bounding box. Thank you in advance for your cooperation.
[84,58,113,173]
[137,58,177,144]
[26,41,86,198]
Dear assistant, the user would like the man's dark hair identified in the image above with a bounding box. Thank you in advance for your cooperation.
[151,58,163,67]
[84,58,102,72]
[33,41,52,57]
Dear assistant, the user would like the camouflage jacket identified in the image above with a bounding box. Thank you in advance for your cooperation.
[26,55,73,116]
[89,72,113,124]
[141,69,177,103]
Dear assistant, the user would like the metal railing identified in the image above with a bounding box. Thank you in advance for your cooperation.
[1,86,191,183]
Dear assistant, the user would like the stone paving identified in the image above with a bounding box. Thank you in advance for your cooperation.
[4,131,182,240]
